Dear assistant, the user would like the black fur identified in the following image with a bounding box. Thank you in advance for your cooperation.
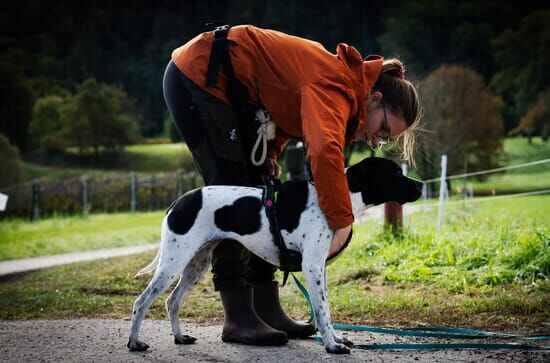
[275,181,309,233]
[166,188,203,235]
[214,196,263,235]
[347,157,423,205]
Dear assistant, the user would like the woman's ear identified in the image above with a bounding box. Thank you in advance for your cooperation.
[368,91,383,103]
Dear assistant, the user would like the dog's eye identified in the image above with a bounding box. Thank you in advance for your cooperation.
[396,169,402,176]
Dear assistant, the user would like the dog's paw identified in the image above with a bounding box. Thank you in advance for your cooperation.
[334,334,353,347]
[174,334,197,345]
[339,336,354,347]
[325,343,351,354]
[127,339,149,351]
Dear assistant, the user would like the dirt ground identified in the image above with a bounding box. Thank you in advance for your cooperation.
[1,319,548,362]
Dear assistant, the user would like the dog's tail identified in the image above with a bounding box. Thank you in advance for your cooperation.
[135,249,160,277]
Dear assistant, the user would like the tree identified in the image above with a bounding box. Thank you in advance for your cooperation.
[29,95,66,152]
[0,133,23,187]
[492,10,550,128]
[60,78,139,161]
[0,63,34,153]
[417,65,505,180]
[514,89,550,141]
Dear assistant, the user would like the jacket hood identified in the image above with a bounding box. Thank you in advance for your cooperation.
[336,44,383,141]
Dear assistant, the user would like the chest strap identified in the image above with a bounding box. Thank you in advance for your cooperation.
[262,175,303,286]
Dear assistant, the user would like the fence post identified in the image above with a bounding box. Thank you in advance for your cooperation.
[176,169,184,197]
[437,154,448,229]
[81,175,89,216]
[130,172,136,212]
[32,183,41,221]
[150,175,156,211]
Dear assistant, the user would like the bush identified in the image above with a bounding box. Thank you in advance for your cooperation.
[0,133,23,187]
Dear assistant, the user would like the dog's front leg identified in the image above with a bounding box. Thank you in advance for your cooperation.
[302,261,350,354]
[323,267,353,348]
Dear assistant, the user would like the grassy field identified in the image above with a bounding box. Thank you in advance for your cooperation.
[0,212,162,260]
[1,195,548,331]
[21,143,195,182]
[469,137,550,193]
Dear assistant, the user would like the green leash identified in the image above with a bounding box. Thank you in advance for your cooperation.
[291,273,550,350]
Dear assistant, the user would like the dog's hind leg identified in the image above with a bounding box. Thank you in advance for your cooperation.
[128,260,183,351]
[166,244,214,345]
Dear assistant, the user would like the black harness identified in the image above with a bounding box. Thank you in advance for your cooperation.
[205,24,301,285]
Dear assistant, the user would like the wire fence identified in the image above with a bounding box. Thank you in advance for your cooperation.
[1,156,548,221]
[415,155,550,229]
[0,170,203,219]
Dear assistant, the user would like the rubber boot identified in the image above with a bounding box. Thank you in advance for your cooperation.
[253,281,317,339]
[220,287,288,346]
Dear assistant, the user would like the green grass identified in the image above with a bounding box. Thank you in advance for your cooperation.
[0,195,548,331]
[337,195,549,292]
[0,212,163,260]
[20,143,195,183]
[470,137,550,193]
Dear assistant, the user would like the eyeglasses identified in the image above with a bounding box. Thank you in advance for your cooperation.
[378,100,391,144]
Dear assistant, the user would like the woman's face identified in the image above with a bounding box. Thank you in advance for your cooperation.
[353,91,408,147]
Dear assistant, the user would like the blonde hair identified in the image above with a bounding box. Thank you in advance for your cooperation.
[373,58,423,167]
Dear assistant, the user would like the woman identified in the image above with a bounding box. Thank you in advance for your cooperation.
[163,25,422,346]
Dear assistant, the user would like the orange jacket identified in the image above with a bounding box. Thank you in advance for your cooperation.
[172,25,383,229]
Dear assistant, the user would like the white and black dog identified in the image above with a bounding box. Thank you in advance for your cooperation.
[127,157,422,354]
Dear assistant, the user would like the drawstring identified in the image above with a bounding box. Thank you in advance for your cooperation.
[251,109,276,166]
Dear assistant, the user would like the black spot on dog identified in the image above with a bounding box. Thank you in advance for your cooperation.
[214,196,262,235]
[275,181,309,233]
[167,188,202,235]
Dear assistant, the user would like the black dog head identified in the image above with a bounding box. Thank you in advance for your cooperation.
[346,157,423,205]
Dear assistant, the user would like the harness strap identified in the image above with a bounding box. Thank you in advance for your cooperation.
[262,175,302,286]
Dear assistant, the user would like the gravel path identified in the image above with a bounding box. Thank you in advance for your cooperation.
[1,319,548,362]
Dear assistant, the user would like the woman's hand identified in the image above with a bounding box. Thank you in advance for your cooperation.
[266,157,282,178]
[329,225,352,257]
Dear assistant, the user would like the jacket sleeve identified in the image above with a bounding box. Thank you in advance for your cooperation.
[300,84,354,230]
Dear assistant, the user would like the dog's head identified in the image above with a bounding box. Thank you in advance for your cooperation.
[346,157,423,205]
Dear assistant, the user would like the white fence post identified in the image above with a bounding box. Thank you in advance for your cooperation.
[437,154,448,230]
[0,192,7,212]
[130,172,136,212]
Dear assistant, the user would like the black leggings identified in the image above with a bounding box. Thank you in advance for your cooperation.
[163,60,276,290]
